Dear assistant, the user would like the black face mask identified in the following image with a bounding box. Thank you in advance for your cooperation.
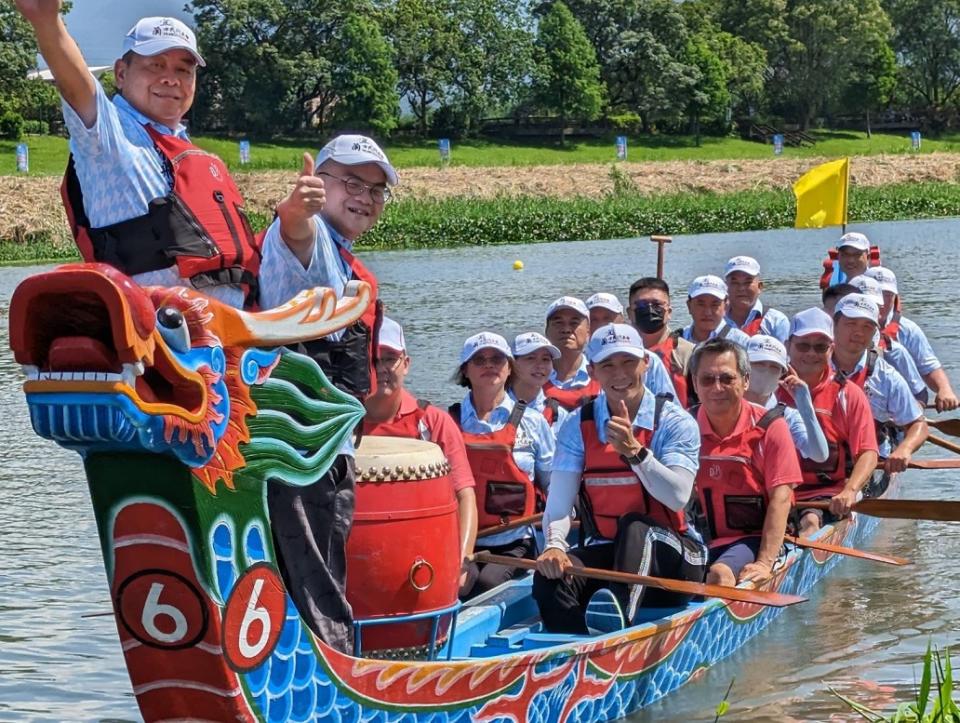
[633,302,667,334]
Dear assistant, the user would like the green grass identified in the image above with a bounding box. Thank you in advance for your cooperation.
[5,180,958,265]
[5,129,960,176]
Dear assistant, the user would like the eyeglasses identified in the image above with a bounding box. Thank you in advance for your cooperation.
[793,342,831,354]
[697,373,740,387]
[375,354,404,371]
[633,300,666,311]
[469,353,508,367]
[317,172,392,204]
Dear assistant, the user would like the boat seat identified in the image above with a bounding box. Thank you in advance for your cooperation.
[486,616,543,648]
[521,632,594,650]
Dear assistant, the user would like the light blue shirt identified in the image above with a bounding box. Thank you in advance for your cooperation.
[893,315,941,376]
[553,389,700,475]
[763,395,807,452]
[459,393,555,545]
[549,353,678,401]
[726,300,790,343]
[834,354,922,456]
[682,320,752,348]
[509,388,569,437]
[882,340,928,402]
[62,81,242,308]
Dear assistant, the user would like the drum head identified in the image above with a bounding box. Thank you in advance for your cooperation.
[355,436,449,481]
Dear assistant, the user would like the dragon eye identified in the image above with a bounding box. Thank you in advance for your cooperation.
[157,307,190,352]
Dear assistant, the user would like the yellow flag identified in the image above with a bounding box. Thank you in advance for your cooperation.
[792,158,849,229]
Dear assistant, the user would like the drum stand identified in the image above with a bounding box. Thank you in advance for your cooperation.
[352,600,462,661]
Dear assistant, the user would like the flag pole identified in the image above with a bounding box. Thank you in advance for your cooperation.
[842,157,850,234]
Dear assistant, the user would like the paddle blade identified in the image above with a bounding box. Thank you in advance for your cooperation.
[909,458,960,470]
[473,552,807,608]
[853,498,960,522]
[927,418,960,438]
[785,535,908,566]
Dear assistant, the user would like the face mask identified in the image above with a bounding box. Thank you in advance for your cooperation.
[748,366,781,399]
[633,303,666,334]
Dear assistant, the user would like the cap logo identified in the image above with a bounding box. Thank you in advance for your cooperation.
[151,19,191,43]
[350,140,385,161]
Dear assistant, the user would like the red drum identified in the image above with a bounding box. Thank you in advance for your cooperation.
[347,436,460,656]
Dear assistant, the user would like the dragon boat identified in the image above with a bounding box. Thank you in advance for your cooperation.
[9,262,897,723]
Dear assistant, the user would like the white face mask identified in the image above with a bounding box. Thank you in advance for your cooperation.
[748,366,781,399]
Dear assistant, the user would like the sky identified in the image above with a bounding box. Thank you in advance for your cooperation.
[57,1,196,67]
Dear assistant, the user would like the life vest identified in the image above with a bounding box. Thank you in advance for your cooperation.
[777,373,854,500]
[362,398,430,438]
[449,401,536,529]
[882,310,901,341]
[818,245,882,289]
[839,348,878,390]
[647,329,690,408]
[543,378,601,411]
[293,246,382,399]
[541,397,561,426]
[61,127,262,308]
[578,394,686,539]
[741,309,766,336]
[694,403,790,544]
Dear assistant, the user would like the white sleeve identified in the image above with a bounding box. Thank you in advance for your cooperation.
[542,469,580,551]
[792,384,830,463]
[630,456,696,512]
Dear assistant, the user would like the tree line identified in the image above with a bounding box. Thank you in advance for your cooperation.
[2,0,960,141]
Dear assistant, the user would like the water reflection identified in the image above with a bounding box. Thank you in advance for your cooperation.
[2,218,960,720]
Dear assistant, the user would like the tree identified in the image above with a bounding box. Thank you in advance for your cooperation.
[683,35,731,144]
[0,1,41,108]
[845,40,896,135]
[886,0,960,124]
[533,1,604,144]
[329,15,398,136]
[389,0,459,136]
[710,31,769,120]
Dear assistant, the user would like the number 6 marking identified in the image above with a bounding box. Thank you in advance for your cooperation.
[141,582,188,644]
[238,578,271,658]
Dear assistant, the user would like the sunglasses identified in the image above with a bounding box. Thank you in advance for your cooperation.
[469,353,508,367]
[793,341,831,354]
[697,373,740,387]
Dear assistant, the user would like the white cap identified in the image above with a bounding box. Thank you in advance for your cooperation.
[585,292,624,315]
[724,256,761,278]
[460,332,512,365]
[864,266,898,294]
[838,232,870,252]
[688,275,728,299]
[512,332,560,360]
[122,17,205,67]
[378,316,405,353]
[586,324,646,364]
[746,335,788,369]
[790,307,834,340]
[847,275,884,303]
[315,134,399,186]
[546,296,588,320]
[835,293,880,324]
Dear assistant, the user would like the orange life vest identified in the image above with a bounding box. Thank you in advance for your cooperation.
[695,404,790,544]
[647,329,689,408]
[543,378,601,411]
[578,394,686,539]
[449,401,536,529]
[777,374,854,500]
[61,127,262,308]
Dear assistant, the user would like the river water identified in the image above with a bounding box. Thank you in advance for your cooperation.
[2,218,959,722]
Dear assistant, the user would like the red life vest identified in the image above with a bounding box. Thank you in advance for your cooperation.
[741,309,766,336]
[61,127,262,308]
[541,397,561,426]
[818,245,882,290]
[362,398,430,438]
[839,349,878,390]
[695,403,790,544]
[882,310,901,341]
[294,245,382,399]
[777,373,853,500]
[578,394,686,539]
[543,378,601,411]
[647,329,689,408]
[449,401,536,529]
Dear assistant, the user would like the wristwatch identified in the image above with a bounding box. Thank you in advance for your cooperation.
[623,447,650,466]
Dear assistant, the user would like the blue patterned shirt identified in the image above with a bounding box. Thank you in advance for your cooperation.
[682,320,752,348]
[62,80,242,308]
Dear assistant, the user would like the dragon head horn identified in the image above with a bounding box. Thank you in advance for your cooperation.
[234,281,372,346]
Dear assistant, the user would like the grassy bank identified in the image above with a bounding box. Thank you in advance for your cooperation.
[4,130,960,176]
[3,181,957,265]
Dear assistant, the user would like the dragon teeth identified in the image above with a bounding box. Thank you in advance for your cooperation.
[20,366,124,383]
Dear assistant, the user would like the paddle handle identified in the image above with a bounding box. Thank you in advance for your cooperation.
[650,235,672,279]
[927,432,960,456]
[473,552,806,607]
[477,512,544,539]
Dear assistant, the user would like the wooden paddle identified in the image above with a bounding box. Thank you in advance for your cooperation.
[473,552,807,608]
[907,458,960,469]
[477,513,544,538]
[783,534,908,565]
[802,498,960,522]
[926,432,960,456]
[925,417,960,438]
